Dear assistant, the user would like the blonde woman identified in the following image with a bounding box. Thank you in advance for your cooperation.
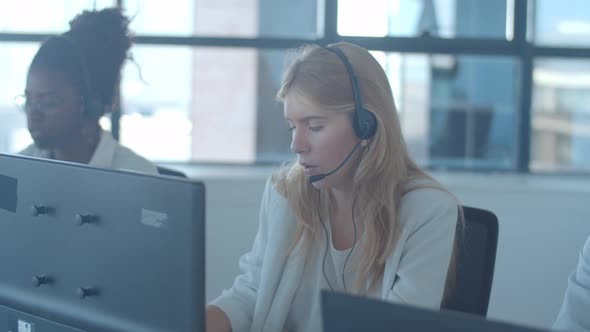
[207,42,460,332]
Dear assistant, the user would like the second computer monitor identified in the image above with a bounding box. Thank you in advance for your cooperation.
[322,291,547,332]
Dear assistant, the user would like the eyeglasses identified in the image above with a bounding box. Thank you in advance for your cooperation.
[15,94,69,113]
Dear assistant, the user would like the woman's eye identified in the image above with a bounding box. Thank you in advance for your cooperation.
[288,126,295,132]
[308,125,323,132]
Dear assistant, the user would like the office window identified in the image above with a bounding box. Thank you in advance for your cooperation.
[4,42,520,169]
[3,0,590,174]
[126,0,320,38]
[338,0,513,39]
[0,43,39,153]
[373,53,519,170]
[531,58,590,172]
[532,0,590,47]
[120,46,288,163]
[122,47,519,168]
[119,46,193,162]
[0,1,115,33]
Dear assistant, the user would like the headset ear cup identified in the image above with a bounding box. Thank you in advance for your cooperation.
[354,108,377,139]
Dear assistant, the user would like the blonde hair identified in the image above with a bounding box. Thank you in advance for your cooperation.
[273,42,459,293]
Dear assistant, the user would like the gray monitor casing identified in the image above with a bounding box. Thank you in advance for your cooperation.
[322,291,547,332]
[0,153,204,332]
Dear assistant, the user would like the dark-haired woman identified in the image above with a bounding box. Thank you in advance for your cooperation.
[20,8,157,174]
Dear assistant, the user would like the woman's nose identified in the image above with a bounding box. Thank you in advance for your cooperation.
[290,129,309,154]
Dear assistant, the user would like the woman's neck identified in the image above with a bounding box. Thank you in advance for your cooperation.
[329,187,360,250]
[330,188,354,216]
[51,126,100,164]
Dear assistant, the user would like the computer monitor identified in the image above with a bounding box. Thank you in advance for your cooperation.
[322,291,548,332]
[0,153,205,332]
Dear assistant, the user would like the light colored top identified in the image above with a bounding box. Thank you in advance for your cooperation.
[19,130,158,175]
[210,177,459,332]
[285,221,360,332]
[554,235,590,331]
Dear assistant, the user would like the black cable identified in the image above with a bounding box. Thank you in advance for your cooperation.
[318,190,335,291]
[342,193,359,292]
[308,139,363,183]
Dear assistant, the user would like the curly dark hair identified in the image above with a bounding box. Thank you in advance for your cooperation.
[29,8,132,118]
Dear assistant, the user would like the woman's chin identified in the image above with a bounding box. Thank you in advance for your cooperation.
[31,135,53,150]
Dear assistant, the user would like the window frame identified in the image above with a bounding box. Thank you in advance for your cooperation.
[2,0,590,173]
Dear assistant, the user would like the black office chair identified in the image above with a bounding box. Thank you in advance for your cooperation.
[441,206,499,317]
[157,166,188,178]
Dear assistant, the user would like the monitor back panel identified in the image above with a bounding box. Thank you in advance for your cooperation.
[0,154,205,332]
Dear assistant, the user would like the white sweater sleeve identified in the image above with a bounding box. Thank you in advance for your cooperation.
[385,188,458,308]
[208,178,273,332]
[554,235,590,331]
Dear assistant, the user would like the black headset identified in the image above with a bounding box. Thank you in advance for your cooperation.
[314,46,376,292]
[324,46,377,140]
[55,34,104,119]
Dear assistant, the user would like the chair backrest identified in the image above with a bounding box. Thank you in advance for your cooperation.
[442,206,499,316]
[157,166,188,178]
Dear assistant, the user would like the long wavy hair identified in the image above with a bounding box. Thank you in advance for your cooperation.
[273,42,460,293]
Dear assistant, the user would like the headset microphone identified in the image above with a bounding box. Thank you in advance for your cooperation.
[307,139,364,183]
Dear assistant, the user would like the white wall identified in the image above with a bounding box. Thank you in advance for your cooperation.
[172,165,590,330]
[438,173,590,329]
